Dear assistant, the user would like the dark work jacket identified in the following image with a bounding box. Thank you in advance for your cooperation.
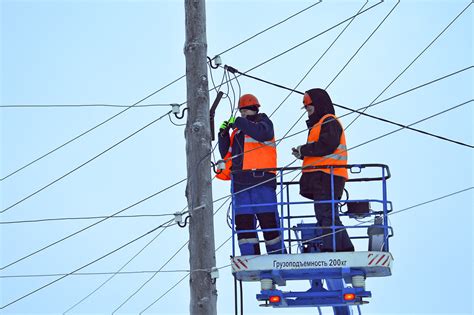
[218,113,277,192]
[298,88,346,200]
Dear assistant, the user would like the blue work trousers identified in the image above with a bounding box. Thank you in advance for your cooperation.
[233,185,284,255]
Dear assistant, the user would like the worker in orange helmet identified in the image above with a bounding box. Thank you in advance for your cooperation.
[217,94,285,256]
[292,88,354,253]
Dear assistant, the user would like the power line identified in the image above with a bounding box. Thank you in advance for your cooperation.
[348,99,473,151]
[112,241,189,314]
[141,186,473,314]
[4,98,467,310]
[1,129,220,271]
[269,0,369,118]
[0,240,234,279]
[388,187,473,217]
[110,196,230,313]
[140,273,189,315]
[0,104,174,108]
[344,1,473,130]
[325,0,400,89]
[2,0,380,192]
[0,178,186,271]
[0,270,191,279]
[0,219,176,310]
[227,1,469,149]
[213,185,474,273]
[244,1,383,73]
[0,76,186,182]
[226,68,474,149]
[63,215,182,314]
[215,0,322,56]
[268,0,397,141]
[210,97,472,213]
[210,1,402,179]
[139,234,232,314]
[0,0,324,182]
[0,110,173,214]
[0,214,178,225]
[368,66,472,107]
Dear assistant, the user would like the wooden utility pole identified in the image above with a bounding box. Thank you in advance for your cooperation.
[184,0,217,314]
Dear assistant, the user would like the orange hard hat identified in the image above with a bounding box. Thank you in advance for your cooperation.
[238,94,260,108]
[303,93,313,106]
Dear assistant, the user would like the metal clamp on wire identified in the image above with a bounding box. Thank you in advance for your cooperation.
[224,65,238,74]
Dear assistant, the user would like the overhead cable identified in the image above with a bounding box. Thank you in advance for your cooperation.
[140,186,473,313]
[109,196,230,313]
[62,214,180,314]
[0,178,186,271]
[10,99,468,311]
[325,1,400,89]
[1,0,325,182]
[343,1,472,130]
[0,270,191,279]
[215,1,322,56]
[0,219,176,310]
[3,1,383,210]
[0,214,178,225]
[1,131,219,271]
[0,110,173,214]
[0,104,175,108]
[139,235,232,314]
[0,76,185,182]
[226,68,474,149]
[243,1,383,74]
[269,0,369,118]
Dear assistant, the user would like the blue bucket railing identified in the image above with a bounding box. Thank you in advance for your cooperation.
[230,164,393,257]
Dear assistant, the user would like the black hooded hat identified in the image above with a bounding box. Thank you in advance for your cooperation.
[305,88,335,127]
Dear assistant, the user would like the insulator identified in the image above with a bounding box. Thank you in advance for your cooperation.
[171,103,180,114]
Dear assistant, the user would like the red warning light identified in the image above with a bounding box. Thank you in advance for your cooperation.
[344,293,356,301]
[269,295,281,303]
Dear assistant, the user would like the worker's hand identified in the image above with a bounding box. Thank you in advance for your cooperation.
[219,120,229,131]
[228,116,236,128]
[292,146,303,160]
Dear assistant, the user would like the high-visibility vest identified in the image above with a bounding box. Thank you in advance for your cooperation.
[302,114,348,179]
[216,129,277,181]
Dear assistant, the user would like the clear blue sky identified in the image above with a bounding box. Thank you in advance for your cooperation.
[1,0,473,314]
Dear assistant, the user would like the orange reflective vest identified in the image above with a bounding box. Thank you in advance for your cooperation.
[302,114,348,179]
[216,129,277,181]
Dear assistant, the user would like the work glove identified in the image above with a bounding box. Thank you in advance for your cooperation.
[228,116,236,128]
[292,145,303,160]
[219,120,229,131]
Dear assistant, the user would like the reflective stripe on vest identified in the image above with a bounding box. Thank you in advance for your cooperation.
[302,114,348,179]
[216,129,277,181]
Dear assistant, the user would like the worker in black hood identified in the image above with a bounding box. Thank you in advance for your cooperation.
[292,88,354,252]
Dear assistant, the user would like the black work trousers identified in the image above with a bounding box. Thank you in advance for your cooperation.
[302,172,354,252]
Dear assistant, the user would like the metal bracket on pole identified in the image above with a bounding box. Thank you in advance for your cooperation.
[210,91,224,141]
[210,267,219,284]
